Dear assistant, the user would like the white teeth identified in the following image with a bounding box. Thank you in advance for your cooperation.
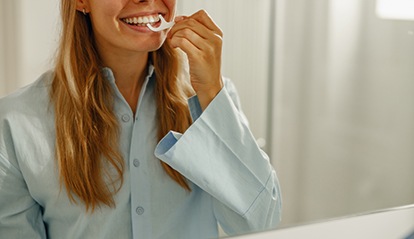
[122,15,160,25]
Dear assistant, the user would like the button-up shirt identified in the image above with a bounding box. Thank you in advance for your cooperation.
[0,65,281,239]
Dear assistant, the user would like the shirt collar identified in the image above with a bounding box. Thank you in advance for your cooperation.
[101,64,155,84]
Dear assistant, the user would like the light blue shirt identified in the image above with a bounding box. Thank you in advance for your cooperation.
[0,65,281,239]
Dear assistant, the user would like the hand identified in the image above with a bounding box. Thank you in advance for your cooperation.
[168,10,224,110]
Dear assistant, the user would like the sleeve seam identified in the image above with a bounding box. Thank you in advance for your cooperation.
[241,172,273,217]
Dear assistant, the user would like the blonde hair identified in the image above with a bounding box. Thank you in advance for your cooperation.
[51,0,192,211]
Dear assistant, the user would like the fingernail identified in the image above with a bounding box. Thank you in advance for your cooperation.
[174,16,186,22]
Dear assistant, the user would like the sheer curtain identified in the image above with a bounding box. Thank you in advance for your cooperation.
[271,0,414,226]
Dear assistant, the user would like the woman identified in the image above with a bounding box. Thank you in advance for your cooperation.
[0,0,281,238]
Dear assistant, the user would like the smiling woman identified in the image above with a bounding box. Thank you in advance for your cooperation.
[4,0,413,238]
[0,0,281,238]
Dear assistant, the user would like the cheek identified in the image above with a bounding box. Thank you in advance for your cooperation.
[164,0,177,14]
[89,0,123,21]
[89,3,123,35]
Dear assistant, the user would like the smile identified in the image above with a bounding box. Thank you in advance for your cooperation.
[121,14,161,26]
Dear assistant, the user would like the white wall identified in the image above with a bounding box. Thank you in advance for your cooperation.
[19,0,60,86]
[0,0,60,97]
[0,0,20,96]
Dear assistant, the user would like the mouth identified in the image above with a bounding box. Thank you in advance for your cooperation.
[120,14,161,27]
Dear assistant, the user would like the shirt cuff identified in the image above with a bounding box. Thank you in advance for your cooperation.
[154,86,273,215]
[188,95,203,122]
[154,131,182,157]
[155,86,226,158]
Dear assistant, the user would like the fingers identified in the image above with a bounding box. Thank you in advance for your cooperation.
[170,18,209,42]
[166,9,224,108]
[168,10,222,57]
[173,10,223,38]
[169,10,222,42]
[190,10,223,37]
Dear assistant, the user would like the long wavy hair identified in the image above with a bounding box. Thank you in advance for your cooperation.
[51,0,193,211]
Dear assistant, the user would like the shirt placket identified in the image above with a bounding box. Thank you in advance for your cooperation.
[130,116,152,238]
[129,77,154,239]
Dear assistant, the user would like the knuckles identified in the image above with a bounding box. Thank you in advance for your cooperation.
[169,9,223,63]
[179,28,195,39]
[192,10,224,37]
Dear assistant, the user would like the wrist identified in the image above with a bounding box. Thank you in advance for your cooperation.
[195,79,224,111]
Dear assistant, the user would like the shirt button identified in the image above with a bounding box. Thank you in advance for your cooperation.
[121,114,130,122]
[136,206,145,215]
[133,159,140,168]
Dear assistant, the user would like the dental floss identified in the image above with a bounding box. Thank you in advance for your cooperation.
[147,15,175,32]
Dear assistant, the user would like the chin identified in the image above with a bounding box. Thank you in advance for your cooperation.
[132,37,167,53]
[148,42,165,52]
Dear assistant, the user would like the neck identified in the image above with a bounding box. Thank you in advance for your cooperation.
[97,44,150,114]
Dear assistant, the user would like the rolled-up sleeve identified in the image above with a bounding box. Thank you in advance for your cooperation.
[155,79,282,235]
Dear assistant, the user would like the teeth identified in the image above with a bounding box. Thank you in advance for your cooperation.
[122,14,160,25]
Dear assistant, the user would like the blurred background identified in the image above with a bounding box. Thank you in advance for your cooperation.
[1,0,414,229]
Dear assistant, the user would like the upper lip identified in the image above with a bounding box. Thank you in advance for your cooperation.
[120,12,166,19]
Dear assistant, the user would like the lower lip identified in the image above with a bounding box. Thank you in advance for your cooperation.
[121,20,162,33]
